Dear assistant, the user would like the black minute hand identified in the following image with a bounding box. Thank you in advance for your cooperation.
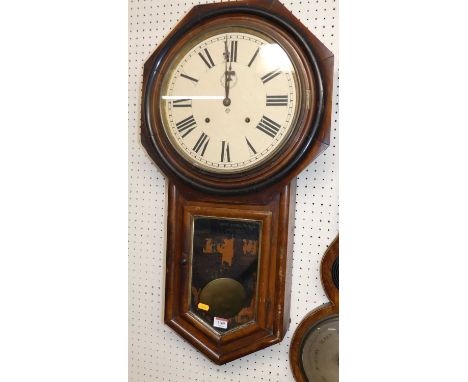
[223,39,231,107]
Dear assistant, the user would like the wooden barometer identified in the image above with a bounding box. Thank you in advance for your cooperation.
[290,235,339,381]
[140,0,334,364]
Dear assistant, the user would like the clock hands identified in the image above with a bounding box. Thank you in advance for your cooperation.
[223,37,235,107]
[223,39,231,106]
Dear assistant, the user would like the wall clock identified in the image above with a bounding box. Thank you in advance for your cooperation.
[140,0,334,364]
[290,235,339,381]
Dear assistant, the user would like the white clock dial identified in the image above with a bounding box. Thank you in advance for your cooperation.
[160,29,300,173]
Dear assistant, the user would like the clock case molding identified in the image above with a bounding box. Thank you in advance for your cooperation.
[140,0,334,364]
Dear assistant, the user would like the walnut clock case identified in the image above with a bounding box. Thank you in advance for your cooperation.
[140,0,334,364]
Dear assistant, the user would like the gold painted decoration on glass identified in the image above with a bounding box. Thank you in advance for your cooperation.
[190,216,261,333]
[160,26,301,173]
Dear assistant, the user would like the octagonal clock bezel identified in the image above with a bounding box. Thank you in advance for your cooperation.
[141,1,332,195]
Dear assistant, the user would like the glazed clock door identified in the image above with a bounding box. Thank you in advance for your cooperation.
[190,216,262,332]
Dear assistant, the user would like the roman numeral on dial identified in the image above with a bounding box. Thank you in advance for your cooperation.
[266,95,288,106]
[256,116,281,138]
[193,132,209,156]
[221,141,231,162]
[230,41,238,62]
[198,48,215,69]
[176,115,197,138]
[180,73,198,83]
[173,99,192,108]
[261,68,282,83]
[248,47,260,67]
[245,137,257,155]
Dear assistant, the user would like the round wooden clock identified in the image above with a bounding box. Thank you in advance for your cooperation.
[290,235,339,381]
[141,0,334,364]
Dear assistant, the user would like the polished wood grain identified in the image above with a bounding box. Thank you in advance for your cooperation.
[164,180,296,364]
[321,235,339,307]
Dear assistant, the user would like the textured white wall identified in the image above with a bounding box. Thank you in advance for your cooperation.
[129,1,339,380]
